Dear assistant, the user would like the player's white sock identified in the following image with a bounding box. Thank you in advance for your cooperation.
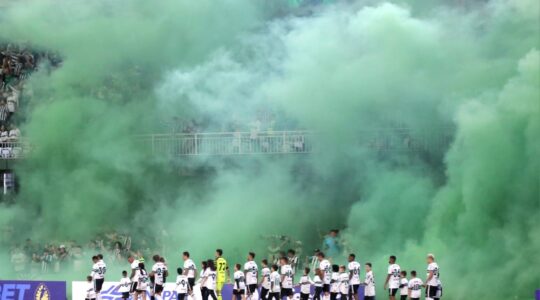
[155,295,163,300]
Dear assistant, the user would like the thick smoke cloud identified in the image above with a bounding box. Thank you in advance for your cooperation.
[0,0,538,299]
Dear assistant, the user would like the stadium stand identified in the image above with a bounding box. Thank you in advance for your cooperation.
[0,43,60,160]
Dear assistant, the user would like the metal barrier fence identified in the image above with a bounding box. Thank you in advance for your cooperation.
[0,141,29,159]
[136,131,313,156]
[360,128,453,153]
[0,129,453,159]
[135,129,452,157]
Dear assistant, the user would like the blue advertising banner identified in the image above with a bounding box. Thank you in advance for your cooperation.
[73,282,364,300]
[0,280,66,300]
[536,289,540,300]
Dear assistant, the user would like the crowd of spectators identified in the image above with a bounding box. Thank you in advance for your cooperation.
[163,107,280,135]
[0,43,60,158]
[5,231,163,279]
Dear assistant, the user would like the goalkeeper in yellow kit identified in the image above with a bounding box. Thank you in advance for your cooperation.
[215,248,229,300]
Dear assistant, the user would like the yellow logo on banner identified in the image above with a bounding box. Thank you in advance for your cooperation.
[34,283,50,300]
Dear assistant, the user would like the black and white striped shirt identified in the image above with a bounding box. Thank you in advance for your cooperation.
[0,105,9,121]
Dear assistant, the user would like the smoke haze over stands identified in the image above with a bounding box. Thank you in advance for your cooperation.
[0,0,538,299]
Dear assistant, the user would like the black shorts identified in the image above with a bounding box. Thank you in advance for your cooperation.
[94,278,104,293]
[426,285,439,298]
[188,278,196,289]
[153,284,164,294]
[281,288,293,296]
[130,282,138,293]
[233,289,245,295]
[364,297,375,300]
[400,295,407,300]
[322,284,330,293]
[349,284,360,295]
[300,293,310,300]
[122,292,130,299]
[248,284,257,294]
[388,288,398,296]
[178,293,187,300]
[268,292,280,300]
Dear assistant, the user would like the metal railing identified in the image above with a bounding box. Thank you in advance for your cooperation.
[0,141,29,159]
[136,131,313,156]
[360,128,453,153]
[136,128,453,157]
[1,129,453,159]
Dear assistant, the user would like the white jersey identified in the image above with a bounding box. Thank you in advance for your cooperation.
[281,264,294,288]
[91,260,107,280]
[198,269,206,284]
[270,271,281,293]
[330,272,339,293]
[313,275,323,287]
[348,261,361,285]
[299,275,311,294]
[183,259,197,278]
[131,260,141,282]
[234,270,246,290]
[399,278,408,295]
[244,261,258,285]
[119,277,131,293]
[152,262,168,285]
[408,278,423,298]
[387,264,401,289]
[205,269,217,290]
[138,269,149,290]
[261,267,271,289]
[426,262,440,286]
[85,281,96,299]
[364,271,375,296]
[339,273,349,295]
[176,275,190,294]
[319,259,332,284]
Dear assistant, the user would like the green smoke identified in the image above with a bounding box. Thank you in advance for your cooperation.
[0,0,538,299]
